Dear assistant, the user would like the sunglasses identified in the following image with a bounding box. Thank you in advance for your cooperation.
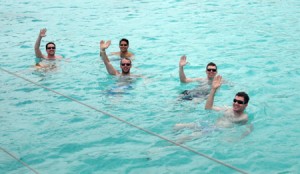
[120,44,128,46]
[233,99,245,104]
[207,68,217,72]
[47,47,56,50]
[121,63,131,66]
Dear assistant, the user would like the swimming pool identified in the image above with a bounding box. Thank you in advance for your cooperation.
[1,0,300,173]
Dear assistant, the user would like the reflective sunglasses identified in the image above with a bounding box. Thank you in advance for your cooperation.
[121,63,131,66]
[120,44,128,46]
[47,47,56,50]
[233,99,245,104]
[206,68,217,72]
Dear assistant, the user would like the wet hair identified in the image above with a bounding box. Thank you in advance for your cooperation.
[46,42,56,49]
[206,62,217,70]
[119,38,129,46]
[120,57,132,65]
[236,92,250,104]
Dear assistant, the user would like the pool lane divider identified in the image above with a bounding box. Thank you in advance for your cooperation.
[1,67,249,174]
[0,147,39,174]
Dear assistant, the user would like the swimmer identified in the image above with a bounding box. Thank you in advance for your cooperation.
[100,40,139,77]
[110,38,134,59]
[34,28,62,68]
[205,75,249,126]
[179,55,219,101]
[174,75,252,143]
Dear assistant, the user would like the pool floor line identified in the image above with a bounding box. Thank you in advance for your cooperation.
[1,67,248,174]
[0,147,39,174]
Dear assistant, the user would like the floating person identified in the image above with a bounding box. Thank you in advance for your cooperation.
[110,38,134,59]
[100,40,140,94]
[174,75,252,143]
[205,75,249,126]
[34,28,63,69]
[179,55,218,101]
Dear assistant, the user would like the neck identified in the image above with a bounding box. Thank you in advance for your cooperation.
[122,72,130,76]
[47,54,56,59]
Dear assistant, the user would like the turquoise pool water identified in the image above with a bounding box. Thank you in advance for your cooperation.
[1,0,300,173]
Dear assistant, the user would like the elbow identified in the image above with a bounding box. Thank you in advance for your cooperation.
[180,78,187,83]
[205,105,212,110]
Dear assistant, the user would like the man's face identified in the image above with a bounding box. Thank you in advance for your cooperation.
[119,41,128,52]
[120,59,131,74]
[232,96,248,113]
[206,65,217,79]
[46,44,56,56]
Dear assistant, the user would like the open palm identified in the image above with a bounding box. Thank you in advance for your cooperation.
[100,40,111,50]
[40,28,47,37]
[212,75,222,89]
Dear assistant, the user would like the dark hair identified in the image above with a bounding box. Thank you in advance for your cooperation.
[120,58,132,65]
[46,42,56,49]
[206,62,217,70]
[236,92,250,104]
[119,38,129,45]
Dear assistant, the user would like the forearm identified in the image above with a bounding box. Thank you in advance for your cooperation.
[34,36,43,58]
[205,88,217,109]
[35,36,42,50]
[179,66,187,82]
[100,50,117,75]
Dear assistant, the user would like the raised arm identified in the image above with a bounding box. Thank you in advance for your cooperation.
[179,55,200,83]
[179,55,189,82]
[34,28,47,58]
[100,40,119,75]
[205,75,222,110]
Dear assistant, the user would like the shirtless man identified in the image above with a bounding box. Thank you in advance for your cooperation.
[100,40,132,76]
[34,28,62,68]
[179,55,217,83]
[110,38,134,59]
[174,75,251,140]
[205,75,249,127]
[179,55,218,100]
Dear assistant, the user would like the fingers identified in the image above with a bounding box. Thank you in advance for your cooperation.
[180,55,186,60]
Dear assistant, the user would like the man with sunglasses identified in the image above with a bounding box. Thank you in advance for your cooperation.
[179,55,218,101]
[174,75,251,142]
[100,40,132,76]
[205,75,250,126]
[34,28,62,67]
[110,38,134,59]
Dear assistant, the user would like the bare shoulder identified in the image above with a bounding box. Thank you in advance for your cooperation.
[110,52,120,55]
[55,55,63,59]
[186,77,203,83]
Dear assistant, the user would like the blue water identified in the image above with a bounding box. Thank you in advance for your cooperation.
[1,0,300,173]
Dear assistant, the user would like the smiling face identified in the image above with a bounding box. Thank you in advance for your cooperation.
[120,58,132,74]
[232,96,248,113]
[119,41,129,53]
[46,43,56,57]
[206,65,217,79]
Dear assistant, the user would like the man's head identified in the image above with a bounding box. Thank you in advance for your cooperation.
[45,42,56,56]
[119,38,129,53]
[232,92,249,113]
[206,62,217,79]
[120,58,132,74]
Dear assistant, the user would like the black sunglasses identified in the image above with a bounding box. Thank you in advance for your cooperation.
[121,63,131,66]
[47,47,56,50]
[207,68,217,72]
[233,99,245,104]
